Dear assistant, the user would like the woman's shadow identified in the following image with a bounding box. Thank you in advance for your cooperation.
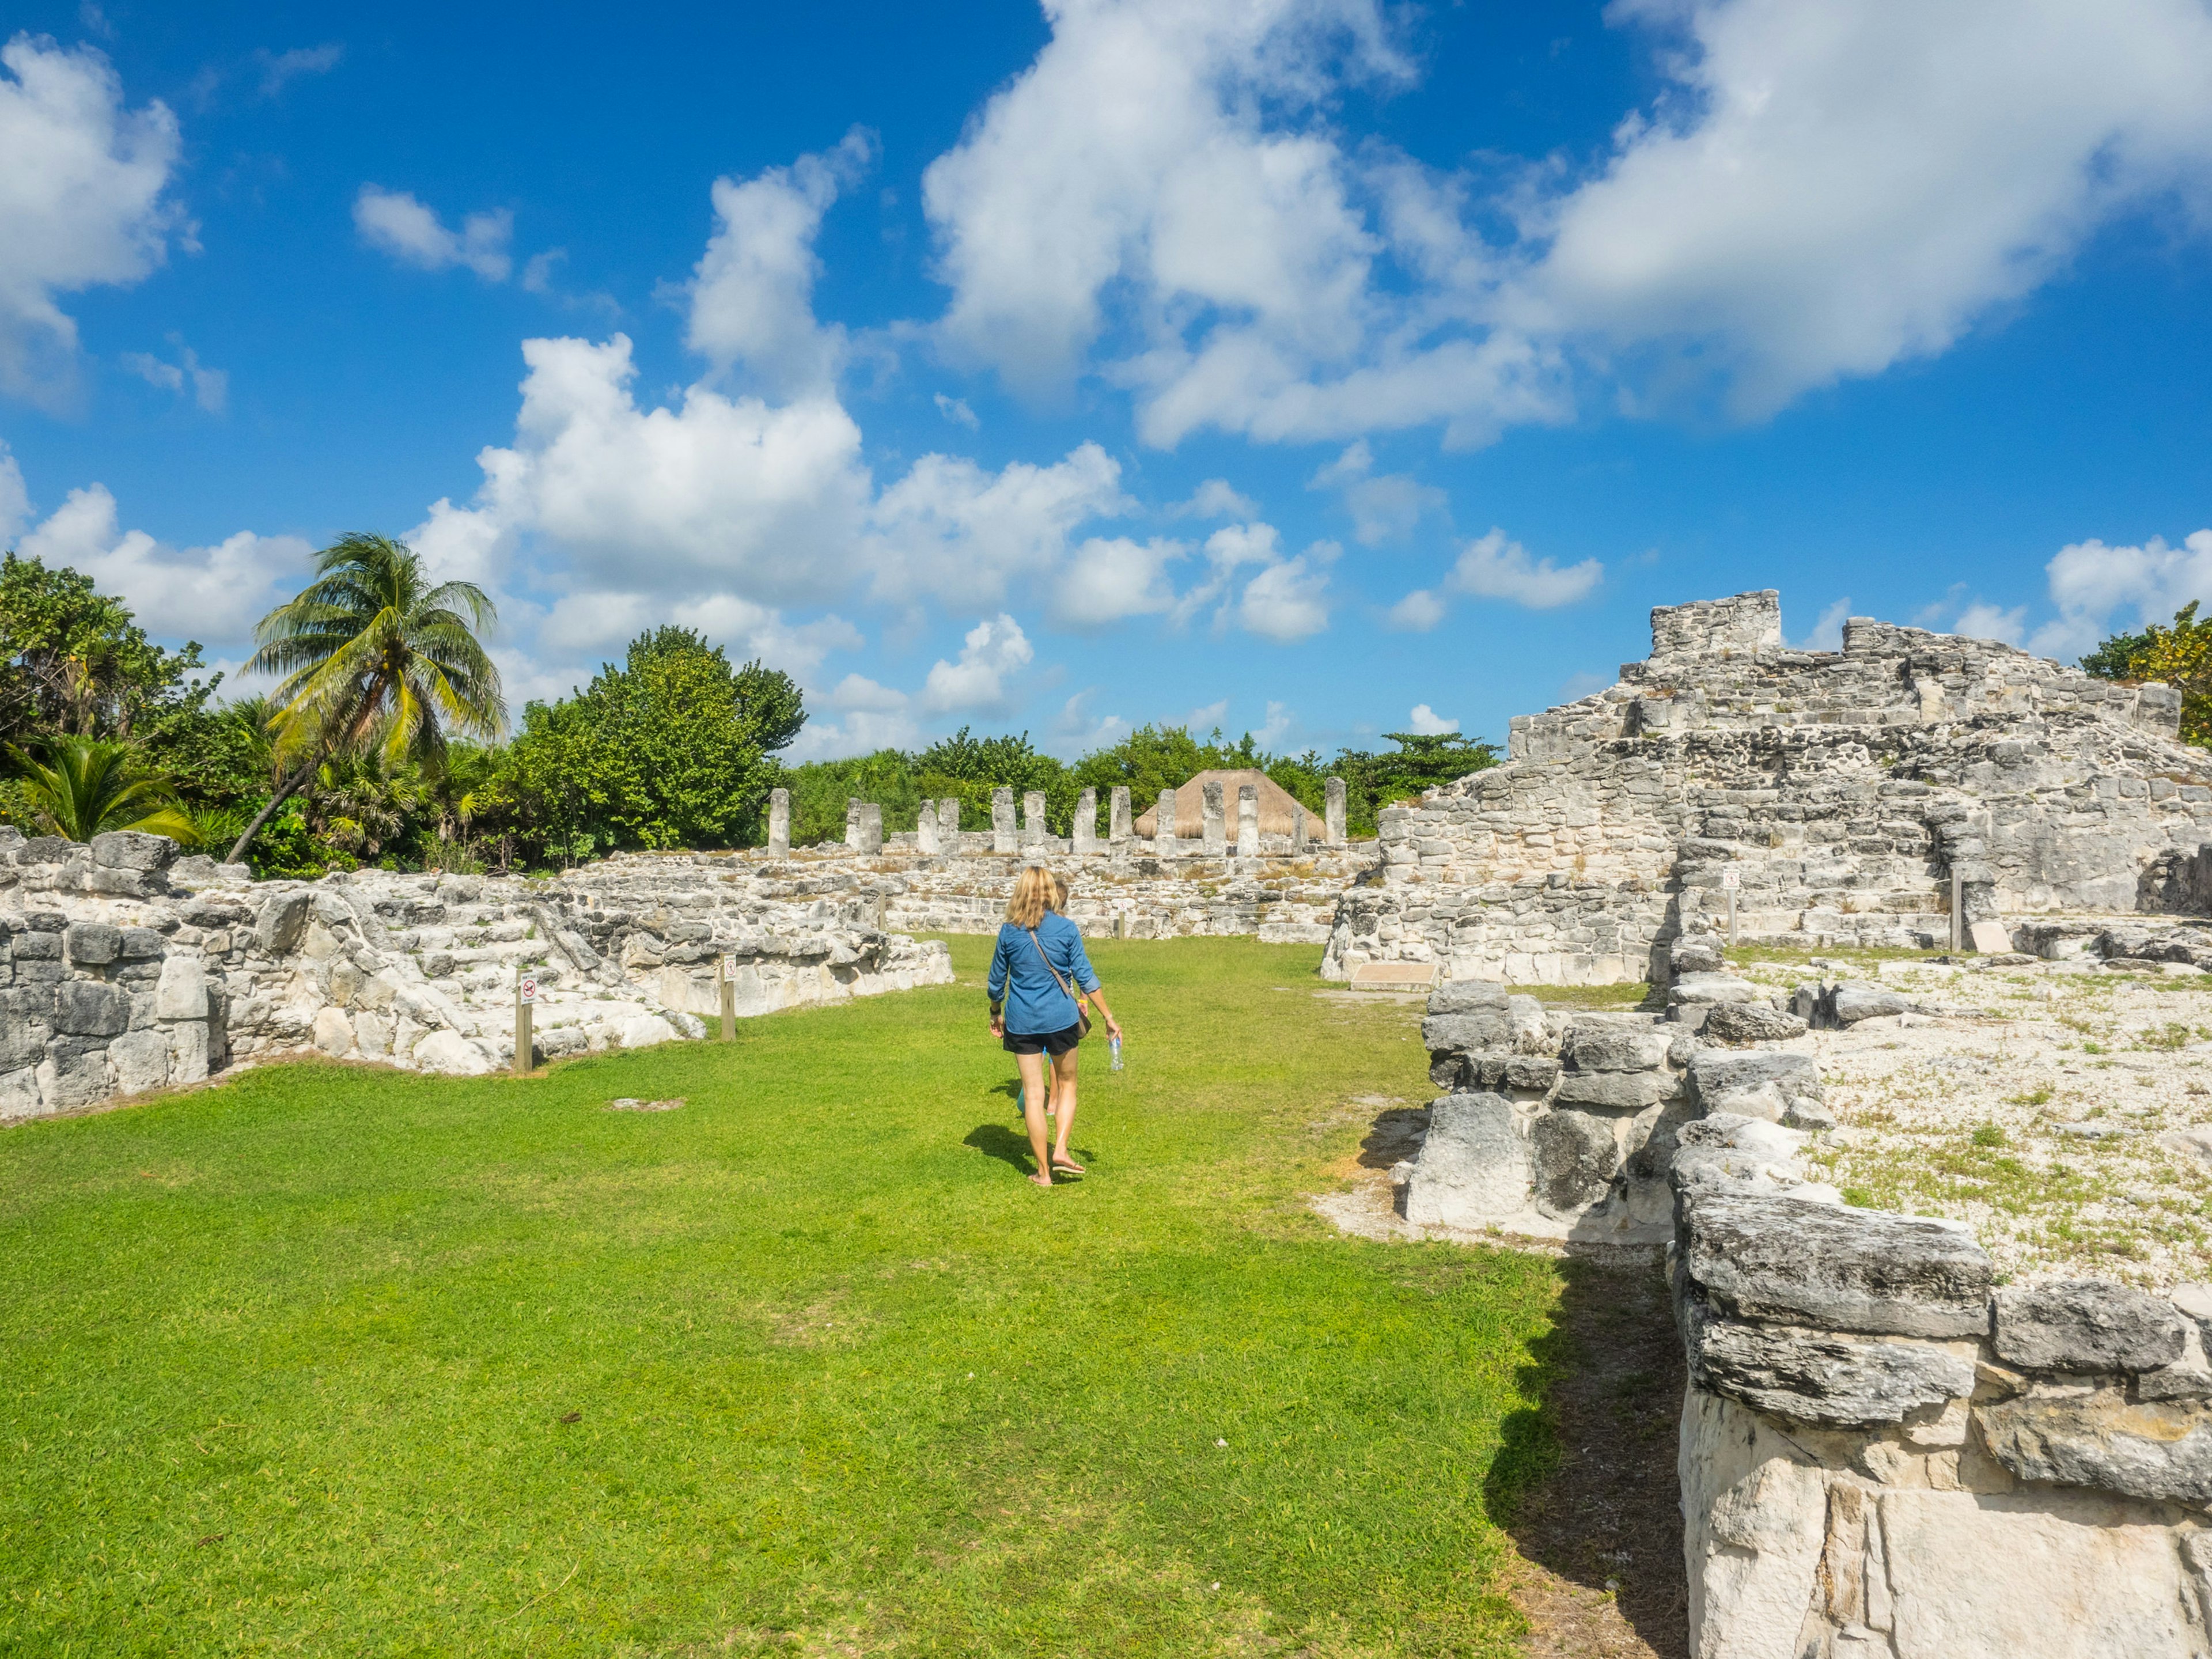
[964,1080,1089,1176]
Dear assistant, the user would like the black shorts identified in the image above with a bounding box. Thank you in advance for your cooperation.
[1003,1022,1083,1057]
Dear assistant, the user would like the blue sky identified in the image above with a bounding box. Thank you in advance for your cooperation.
[5,1,2212,760]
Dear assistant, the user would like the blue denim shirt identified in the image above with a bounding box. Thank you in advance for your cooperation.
[987,911,1100,1035]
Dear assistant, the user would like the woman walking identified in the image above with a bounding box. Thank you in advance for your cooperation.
[988,866,1123,1188]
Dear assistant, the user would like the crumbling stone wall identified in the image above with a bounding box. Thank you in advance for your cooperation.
[1325,591,2212,984]
[1674,1158,2212,1657]
[738,837,1376,944]
[1397,959,2212,1655]
[0,831,952,1124]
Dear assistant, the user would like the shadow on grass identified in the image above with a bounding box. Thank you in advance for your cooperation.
[963,1122,1038,1175]
[1483,1249,1689,1657]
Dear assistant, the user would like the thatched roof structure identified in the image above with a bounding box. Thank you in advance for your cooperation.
[1131,768,1320,838]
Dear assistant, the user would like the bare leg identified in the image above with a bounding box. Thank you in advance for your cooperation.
[1051,1047,1083,1172]
[1017,1050,1053,1187]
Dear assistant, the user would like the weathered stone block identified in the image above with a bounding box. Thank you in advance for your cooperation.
[1700,1002,1808,1044]
[90,831,177,873]
[1681,1188,1992,1338]
[1531,1108,1620,1217]
[168,1020,209,1084]
[1561,1021,1671,1072]
[255,891,313,955]
[1689,1049,1822,1110]
[118,927,165,960]
[1428,980,1507,1014]
[108,1028,168,1094]
[38,1036,111,1108]
[1829,982,1913,1024]
[153,955,207,1021]
[64,923,121,965]
[1991,1280,2187,1374]
[1976,1390,2212,1504]
[52,980,129,1037]
[1421,1010,1513,1052]
[1685,1304,1975,1426]
[1552,1069,1675,1111]
[1404,1093,1529,1226]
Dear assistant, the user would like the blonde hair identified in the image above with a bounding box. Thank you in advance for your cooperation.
[1050,872,1070,910]
[1006,865,1055,929]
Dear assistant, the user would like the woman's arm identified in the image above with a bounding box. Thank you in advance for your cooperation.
[1061,925,1121,1040]
[987,931,1010,1034]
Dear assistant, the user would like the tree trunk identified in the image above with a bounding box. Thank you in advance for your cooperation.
[224,755,319,866]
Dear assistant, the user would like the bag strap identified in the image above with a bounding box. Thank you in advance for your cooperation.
[1029,925,1086,1010]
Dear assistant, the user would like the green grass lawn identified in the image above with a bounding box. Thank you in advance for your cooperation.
[0,937,1563,1657]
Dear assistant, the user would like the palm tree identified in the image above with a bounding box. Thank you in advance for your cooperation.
[226,534,504,865]
[10,737,198,844]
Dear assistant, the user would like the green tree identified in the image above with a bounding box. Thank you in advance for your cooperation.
[915,726,1073,833]
[7,736,196,843]
[0,552,223,744]
[502,628,804,858]
[1330,732,1501,833]
[2083,603,2212,745]
[229,533,505,863]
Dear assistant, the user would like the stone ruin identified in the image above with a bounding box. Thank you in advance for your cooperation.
[751,777,1367,944]
[1368,592,2212,1657]
[0,828,950,1123]
[1324,589,2203,986]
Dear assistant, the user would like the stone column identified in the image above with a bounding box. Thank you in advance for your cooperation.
[1021,791,1047,851]
[1236,784,1259,857]
[916,800,940,856]
[939,798,961,850]
[1073,789,1098,854]
[1202,781,1226,855]
[1109,786,1131,843]
[768,787,790,856]
[991,787,1017,853]
[1155,787,1177,854]
[1291,801,1308,853]
[1325,777,1347,845]
[844,798,862,850]
[857,802,883,854]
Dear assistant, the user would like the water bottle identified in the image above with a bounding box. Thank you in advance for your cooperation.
[1110,1033,1123,1071]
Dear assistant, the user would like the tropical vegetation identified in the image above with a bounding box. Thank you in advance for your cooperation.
[0,538,1501,874]
[2084,601,2212,745]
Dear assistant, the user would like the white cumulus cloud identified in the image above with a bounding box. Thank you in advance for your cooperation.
[0,35,183,406]
[685,127,873,395]
[1445,528,1602,609]
[17,482,310,656]
[919,0,2212,449]
[354,184,513,281]
[922,613,1034,715]
[1406,702,1457,735]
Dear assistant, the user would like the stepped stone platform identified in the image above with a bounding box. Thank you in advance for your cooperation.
[1323,589,2206,986]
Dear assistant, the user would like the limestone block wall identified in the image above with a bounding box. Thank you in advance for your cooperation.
[0,833,952,1125]
[1673,1169,2212,1658]
[1399,966,2212,1656]
[728,842,1377,944]
[1400,968,1825,1246]
[1324,590,2212,984]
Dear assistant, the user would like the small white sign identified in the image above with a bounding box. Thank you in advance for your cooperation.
[1720,866,1742,891]
[722,954,738,977]
[517,974,540,1004]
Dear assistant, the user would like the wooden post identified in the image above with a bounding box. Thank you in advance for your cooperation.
[1950,870,1964,952]
[718,954,736,1041]
[513,968,533,1076]
[1726,888,1737,947]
